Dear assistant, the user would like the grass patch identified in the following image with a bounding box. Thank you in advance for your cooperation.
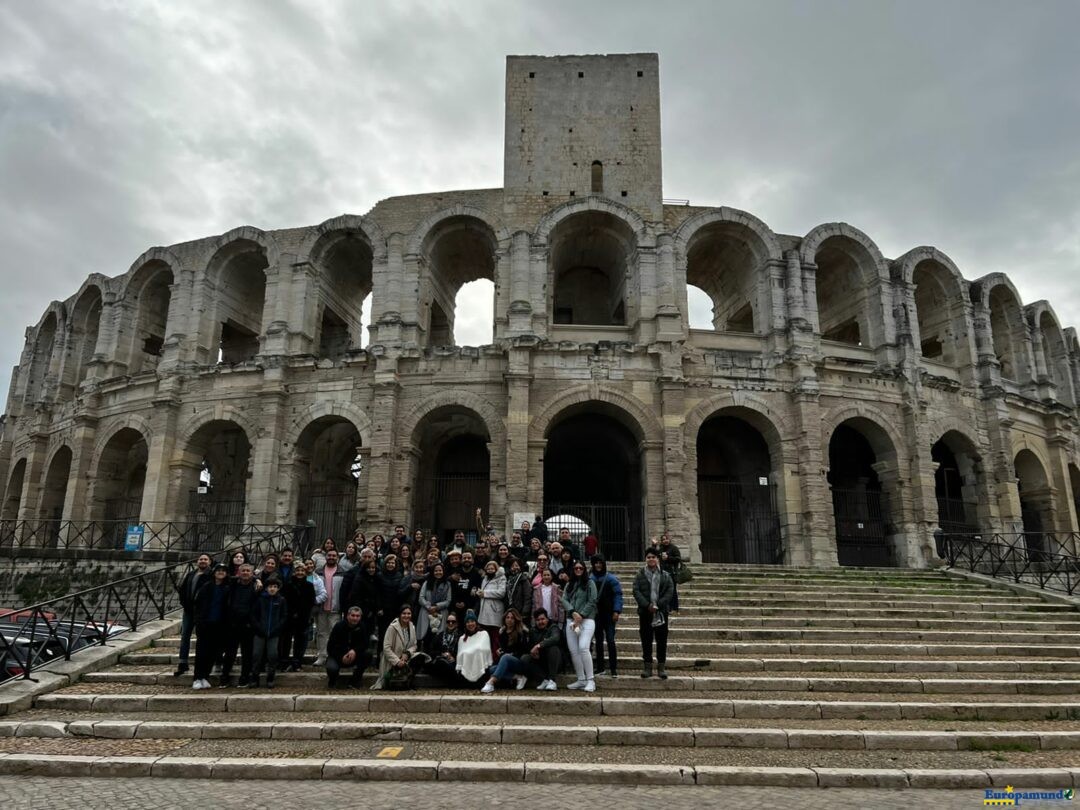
[967,741,1036,753]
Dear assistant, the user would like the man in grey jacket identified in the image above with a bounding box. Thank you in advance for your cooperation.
[632,548,674,679]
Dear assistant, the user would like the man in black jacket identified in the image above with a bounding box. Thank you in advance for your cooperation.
[282,564,316,671]
[174,553,211,677]
[220,563,259,687]
[521,608,562,689]
[326,606,371,688]
[450,551,482,626]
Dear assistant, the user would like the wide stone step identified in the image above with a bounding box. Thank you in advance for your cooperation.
[9,717,1080,752]
[85,669,1080,695]
[664,641,1080,658]
[33,692,1080,721]
[672,599,1068,611]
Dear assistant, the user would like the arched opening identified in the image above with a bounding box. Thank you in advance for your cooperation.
[293,416,362,541]
[180,421,252,545]
[412,407,490,543]
[591,161,603,194]
[696,413,781,563]
[912,260,963,365]
[543,406,643,560]
[931,432,982,535]
[69,287,103,387]
[686,284,714,330]
[128,261,173,375]
[92,428,148,547]
[815,237,877,346]
[2,459,26,522]
[1038,311,1074,406]
[421,216,496,348]
[1014,449,1052,557]
[314,231,373,360]
[828,419,897,566]
[453,279,495,345]
[39,447,73,546]
[211,240,268,364]
[987,285,1024,383]
[25,313,58,403]
[550,211,635,326]
[685,221,768,333]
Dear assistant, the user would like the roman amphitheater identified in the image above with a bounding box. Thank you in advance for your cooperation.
[2,52,1078,566]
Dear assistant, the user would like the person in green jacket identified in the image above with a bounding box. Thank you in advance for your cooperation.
[560,560,598,692]
[633,548,675,679]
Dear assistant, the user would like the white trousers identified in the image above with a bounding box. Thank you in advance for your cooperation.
[565,618,596,681]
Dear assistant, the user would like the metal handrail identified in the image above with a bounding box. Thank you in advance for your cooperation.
[941,532,1080,596]
[0,519,307,553]
[0,524,314,684]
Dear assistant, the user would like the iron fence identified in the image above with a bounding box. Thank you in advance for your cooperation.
[0,524,314,684]
[832,488,894,567]
[543,503,645,561]
[0,520,309,554]
[941,532,1080,595]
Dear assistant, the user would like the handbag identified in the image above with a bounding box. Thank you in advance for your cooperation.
[650,610,666,628]
[429,612,444,634]
[675,565,693,585]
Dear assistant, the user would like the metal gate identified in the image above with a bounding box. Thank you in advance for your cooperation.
[698,479,783,564]
[297,483,357,543]
[187,489,246,551]
[542,503,644,561]
[935,496,978,536]
[424,475,488,542]
[832,487,894,567]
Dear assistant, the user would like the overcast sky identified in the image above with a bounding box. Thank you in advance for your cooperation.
[2,0,1079,407]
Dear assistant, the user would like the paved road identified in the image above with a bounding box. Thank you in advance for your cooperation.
[0,777,996,809]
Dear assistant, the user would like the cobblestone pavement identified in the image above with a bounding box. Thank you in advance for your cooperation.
[0,778,1001,809]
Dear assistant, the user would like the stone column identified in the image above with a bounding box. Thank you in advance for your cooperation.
[365,373,401,529]
[354,446,372,533]
[62,414,99,530]
[658,380,692,558]
[784,250,806,327]
[654,234,682,341]
[872,460,919,568]
[792,392,833,566]
[504,356,533,526]
[528,243,549,338]
[140,394,181,524]
[15,432,48,524]
[507,231,533,335]
[260,261,290,357]
[246,389,286,525]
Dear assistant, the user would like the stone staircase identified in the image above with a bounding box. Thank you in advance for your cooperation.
[1,564,1079,789]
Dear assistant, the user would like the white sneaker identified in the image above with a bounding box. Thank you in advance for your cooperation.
[201,679,212,689]
[314,657,326,667]
[583,680,596,693]
[542,679,558,691]
[567,679,586,690]
[536,679,549,690]
[192,679,207,690]
[480,681,495,694]
[514,675,527,691]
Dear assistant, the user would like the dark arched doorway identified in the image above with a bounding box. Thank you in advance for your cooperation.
[931,433,982,535]
[293,417,362,542]
[696,414,782,563]
[412,407,491,543]
[828,420,897,567]
[1014,449,1051,558]
[543,409,643,560]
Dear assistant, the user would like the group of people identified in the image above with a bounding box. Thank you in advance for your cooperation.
[174,516,684,694]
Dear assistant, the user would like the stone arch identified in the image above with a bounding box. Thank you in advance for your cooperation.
[282,401,372,451]
[929,425,987,535]
[178,406,262,450]
[89,415,154,473]
[819,403,906,465]
[122,250,184,375]
[1013,446,1054,548]
[24,305,66,403]
[972,274,1028,384]
[534,196,650,247]
[38,443,73,530]
[173,413,257,528]
[65,281,105,389]
[89,425,150,526]
[2,458,27,521]
[894,247,972,367]
[1028,301,1075,405]
[299,214,388,262]
[803,223,890,348]
[121,247,185,297]
[400,390,506,449]
[673,207,783,264]
[528,384,661,446]
[409,209,506,347]
[203,228,277,363]
[683,391,792,464]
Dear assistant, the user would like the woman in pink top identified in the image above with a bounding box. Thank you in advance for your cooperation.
[531,567,564,625]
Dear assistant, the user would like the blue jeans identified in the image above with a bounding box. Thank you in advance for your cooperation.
[594,620,618,673]
[491,654,526,682]
[178,609,195,666]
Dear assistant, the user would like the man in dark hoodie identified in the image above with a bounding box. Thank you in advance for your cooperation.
[220,563,259,688]
[250,576,287,688]
[521,607,562,689]
[591,555,624,678]
[192,563,231,690]
[450,550,482,626]
[282,564,316,671]
[174,553,212,677]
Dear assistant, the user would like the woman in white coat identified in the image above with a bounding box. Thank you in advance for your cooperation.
[475,560,507,639]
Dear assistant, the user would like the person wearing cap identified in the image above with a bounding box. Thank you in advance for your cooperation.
[192,564,231,689]
[590,555,623,678]
[326,605,370,689]
[633,547,675,679]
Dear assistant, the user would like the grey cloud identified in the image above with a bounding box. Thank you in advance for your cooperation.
[2,0,1079,405]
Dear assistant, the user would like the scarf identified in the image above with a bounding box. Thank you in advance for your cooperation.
[645,566,661,606]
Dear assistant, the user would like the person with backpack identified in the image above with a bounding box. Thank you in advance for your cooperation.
[590,555,623,678]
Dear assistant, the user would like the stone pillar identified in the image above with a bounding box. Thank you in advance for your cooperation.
[658,380,692,558]
[654,234,682,341]
[15,432,48,524]
[1046,430,1078,533]
[140,394,180,523]
[284,261,319,356]
[793,393,834,566]
[62,414,99,529]
[642,439,665,556]
[872,460,919,568]
[354,446,372,533]
[528,244,548,338]
[158,275,188,374]
[246,389,286,525]
[260,262,290,357]
[508,231,533,334]
[784,250,806,327]
[504,359,533,526]
[365,374,401,529]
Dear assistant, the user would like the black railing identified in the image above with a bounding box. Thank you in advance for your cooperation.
[0,520,308,553]
[0,523,314,684]
[941,532,1080,596]
[698,479,783,564]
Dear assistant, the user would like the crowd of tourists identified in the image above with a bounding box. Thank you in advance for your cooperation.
[175,515,684,693]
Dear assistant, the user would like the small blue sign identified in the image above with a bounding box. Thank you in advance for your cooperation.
[124,525,144,551]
